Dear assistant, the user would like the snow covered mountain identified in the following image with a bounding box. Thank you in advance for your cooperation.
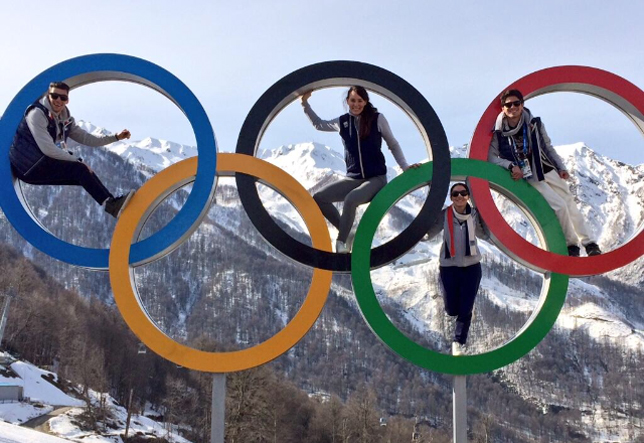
[11,123,644,441]
[0,352,187,442]
[72,121,198,178]
[78,122,644,354]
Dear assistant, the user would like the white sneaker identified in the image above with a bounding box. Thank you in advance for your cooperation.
[335,240,349,254]
[452,342,464,356]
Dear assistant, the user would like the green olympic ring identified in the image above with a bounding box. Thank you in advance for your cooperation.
[351,158,569,375]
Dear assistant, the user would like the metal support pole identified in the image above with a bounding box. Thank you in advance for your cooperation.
[211,373,226,443]
[453,375,467,443]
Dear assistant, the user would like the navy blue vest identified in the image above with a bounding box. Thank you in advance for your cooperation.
[493,117,549,181]
[338,113,386,179]
[9,102,70,176]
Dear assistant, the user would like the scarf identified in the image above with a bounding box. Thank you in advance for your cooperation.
[444,204,478,258]
[495,108,553,180]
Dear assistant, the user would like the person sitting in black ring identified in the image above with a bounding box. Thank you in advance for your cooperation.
[301,86,420,253]
[9,81,134,218]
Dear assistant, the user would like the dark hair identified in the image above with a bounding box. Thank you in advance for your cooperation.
[500,89,524,104]
[49,81,70,92]
[347,86,377,139]
[450,182,469,194]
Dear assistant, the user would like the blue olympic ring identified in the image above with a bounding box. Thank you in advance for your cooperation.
[0,54,217,269]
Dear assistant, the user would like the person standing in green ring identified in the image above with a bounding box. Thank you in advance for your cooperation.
[425,182,489,356]
[301,86,419,253]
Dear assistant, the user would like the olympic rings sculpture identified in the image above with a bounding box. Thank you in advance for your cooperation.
[1,55,643,375]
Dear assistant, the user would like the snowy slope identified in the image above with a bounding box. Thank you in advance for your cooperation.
[8,362,84,407]
[0,421,72,443]
[0,356,189,443]
[48,391,191,443]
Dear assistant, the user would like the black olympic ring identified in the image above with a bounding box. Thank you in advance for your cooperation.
[235,61,450,272]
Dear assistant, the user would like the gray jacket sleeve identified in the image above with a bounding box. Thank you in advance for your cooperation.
[68,121,119,148]
[487,132,514,170]
[378,114,409,170]
[474,210,490,241]
[538,121,567,172]
[26,109,80,162]
[424,208,446,241]
[302,102,341,132]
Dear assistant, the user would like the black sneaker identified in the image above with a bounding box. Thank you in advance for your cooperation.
[585,242,602,256]
[105,190,134,218]
[567,245,581,257]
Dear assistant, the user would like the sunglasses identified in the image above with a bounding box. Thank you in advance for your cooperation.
[503,100,522,109]
[451,190,469,198]
[49,92,69,102]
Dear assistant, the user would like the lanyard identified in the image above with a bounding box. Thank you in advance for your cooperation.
[510,123,529,159]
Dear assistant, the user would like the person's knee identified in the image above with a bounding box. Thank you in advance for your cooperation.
[343,193,367,213]
[313,192,328,205]
[548,195,569,214]
[443,300,458,316]
[553,206,571,221]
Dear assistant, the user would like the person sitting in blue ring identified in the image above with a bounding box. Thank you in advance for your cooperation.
[9,81,134,218]
[301,86,419,253]
[425,182,489,356]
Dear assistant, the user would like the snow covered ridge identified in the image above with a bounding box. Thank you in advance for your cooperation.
[72,121,198,178]
[73,119,644,263]
[78,123,644,285]
[0,356,189,443]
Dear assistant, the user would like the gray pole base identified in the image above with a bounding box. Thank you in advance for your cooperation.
[211,373,226,443]
[453,375,467,443]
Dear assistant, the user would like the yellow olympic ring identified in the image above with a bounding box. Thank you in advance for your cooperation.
[109,153,332,372]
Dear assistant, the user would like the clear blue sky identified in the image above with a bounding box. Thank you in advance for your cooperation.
[3,1,644,166]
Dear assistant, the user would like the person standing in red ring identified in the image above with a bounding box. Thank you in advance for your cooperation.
[487,89,602,257]
[425,182,489,356]
[301,86,419,253]
[9,81,134,218]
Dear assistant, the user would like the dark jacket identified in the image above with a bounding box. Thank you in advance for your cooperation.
[9,102,71,175]
[338,113,386,179]
[488,110,567,182]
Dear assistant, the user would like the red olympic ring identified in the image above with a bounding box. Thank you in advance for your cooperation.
[468,66,644,276]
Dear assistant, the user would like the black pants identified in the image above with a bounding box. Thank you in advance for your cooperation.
[439,263,482,345]
[13,157,113,205]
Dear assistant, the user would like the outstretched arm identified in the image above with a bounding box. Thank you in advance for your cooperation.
[378,114,419,170]
[301,92,341,132]
[68,121,130,147]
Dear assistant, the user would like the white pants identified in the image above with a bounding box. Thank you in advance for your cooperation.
[529,170,595,246]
